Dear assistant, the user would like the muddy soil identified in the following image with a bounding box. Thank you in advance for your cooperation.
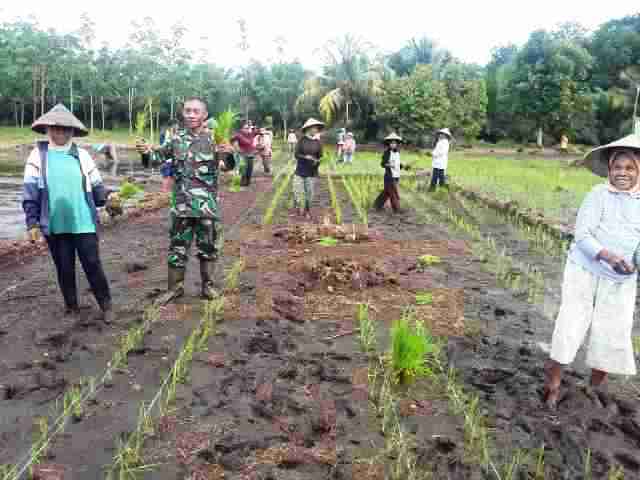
[0,161,276,476]
[2,163,640,479]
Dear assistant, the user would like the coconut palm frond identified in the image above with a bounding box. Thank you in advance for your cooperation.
[319,88,343,124]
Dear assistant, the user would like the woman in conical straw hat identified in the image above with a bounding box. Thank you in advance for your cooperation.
[373,133,409,214]
[23,104,115,324]
[293,118,325,220]
[543,133,640,409]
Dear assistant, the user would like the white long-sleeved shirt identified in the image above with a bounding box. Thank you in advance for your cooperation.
[568,183,640,282]
[389,151,401,178]
[432,138,450,170]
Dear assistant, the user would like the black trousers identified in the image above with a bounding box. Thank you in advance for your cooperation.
[45,233,111,310]
[373,178,401,211]
[429,168,447,189]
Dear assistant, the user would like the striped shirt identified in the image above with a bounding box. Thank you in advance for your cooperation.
[568,183,640,282]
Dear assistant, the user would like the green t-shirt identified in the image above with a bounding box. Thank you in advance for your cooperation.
[47,149,96,234]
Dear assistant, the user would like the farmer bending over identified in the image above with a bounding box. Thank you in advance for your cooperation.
[543,134,640,409]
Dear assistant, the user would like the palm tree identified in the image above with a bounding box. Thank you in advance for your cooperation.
[295,35,393,126]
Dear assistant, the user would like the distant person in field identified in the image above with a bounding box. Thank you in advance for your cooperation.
[89,143,120,177]
[336,127,346,163]
[255,127,273,174]
[232,122,257,186]
[543,135,640,410]
[373,133,408,214]
[287,129,298,156]
[294,118,324,220]
[560,133,569,155]
[343,132,356,164]
[429,128,453,191]
[23,104,115,324]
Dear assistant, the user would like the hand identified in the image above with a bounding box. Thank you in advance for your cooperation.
[29,227,41,243]
[599,250,636,274]
[135,139,151,154]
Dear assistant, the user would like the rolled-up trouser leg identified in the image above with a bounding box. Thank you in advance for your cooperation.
[303,176,315,211]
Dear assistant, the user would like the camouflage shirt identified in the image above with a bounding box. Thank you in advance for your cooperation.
[150,128,219,220]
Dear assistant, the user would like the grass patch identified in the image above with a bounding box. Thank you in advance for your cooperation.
[317,236,338,247]
[356,303,376,353]
[417,255,441,268]
[415,291,433,305]
[0,126,152,146]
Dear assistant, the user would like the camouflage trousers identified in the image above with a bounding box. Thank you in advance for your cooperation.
[168,216,220,269]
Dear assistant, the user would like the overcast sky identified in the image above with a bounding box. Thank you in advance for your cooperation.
[3,1,639,71]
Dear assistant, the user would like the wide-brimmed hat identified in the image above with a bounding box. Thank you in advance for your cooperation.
[436,128,453,140]
[584,134,640,178]
[32,103,88,137]
[384,133,403,143]
[301,118,325,132]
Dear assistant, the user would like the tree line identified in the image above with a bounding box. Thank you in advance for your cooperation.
[0,14,639,146]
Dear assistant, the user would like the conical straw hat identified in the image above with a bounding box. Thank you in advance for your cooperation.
[301,118,325,132]
[436,128,453,140]
[384,132,403,143]
[31,103,88,137]
[583,133,640,178]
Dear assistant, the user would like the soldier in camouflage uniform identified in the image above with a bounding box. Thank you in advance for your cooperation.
[136,97,234,303]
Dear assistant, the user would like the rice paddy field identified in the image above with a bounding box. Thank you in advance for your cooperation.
[0,144,639,480]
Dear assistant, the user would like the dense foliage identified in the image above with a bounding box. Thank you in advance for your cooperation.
[1,14,639,144]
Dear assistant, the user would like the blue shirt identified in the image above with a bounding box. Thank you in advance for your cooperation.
[568,183,640,282]
[46,149,96,234]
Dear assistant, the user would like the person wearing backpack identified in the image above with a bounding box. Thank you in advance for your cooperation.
[23,104,115,324]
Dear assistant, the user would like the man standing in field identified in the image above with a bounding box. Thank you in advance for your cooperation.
[136,97,233,304]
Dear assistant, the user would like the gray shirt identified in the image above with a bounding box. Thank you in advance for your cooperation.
[568,183,640,282]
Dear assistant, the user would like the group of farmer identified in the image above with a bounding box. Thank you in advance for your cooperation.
[22,98,640,412]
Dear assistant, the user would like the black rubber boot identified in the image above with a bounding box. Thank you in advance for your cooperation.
[200,260,219,300]
[154,267,186,306]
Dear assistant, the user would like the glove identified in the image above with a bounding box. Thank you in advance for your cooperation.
[29,227,41,243]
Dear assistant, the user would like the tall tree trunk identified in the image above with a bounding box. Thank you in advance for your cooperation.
[70,75,73,112]
[21,102,25,129]
[101,96,105,130]
[536,127,543,149]
[90,95,94,133]
[13,101,18,128]
[156,111,160,144]
[32,65,38,122]
[170,92,175,120]
[149,100,154,143]
[40,65,46,115]
[283,115,287,141]
[128,87,133,135]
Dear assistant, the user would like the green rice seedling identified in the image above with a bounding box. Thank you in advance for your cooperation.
[0,464,17,480]
[534,444,546,479]
[415,291,433,305]
[317,236,338,247]
[356,303,377,353]
[389,313,435,385]
[417,255,441,268]
[633,337,640,355]
[142,305,160,325]
[198,298,223,351]
[387,423,418,480]
[134,110,148,140]
[263,166,295,224]
[224,259,245,292]
[229,173,242,192]
[118,181,144,201]
[137,402,155,438]
[213,108,238,145]
[584,448,592,480]
[608,465,625,480]
[503,449,526,480]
